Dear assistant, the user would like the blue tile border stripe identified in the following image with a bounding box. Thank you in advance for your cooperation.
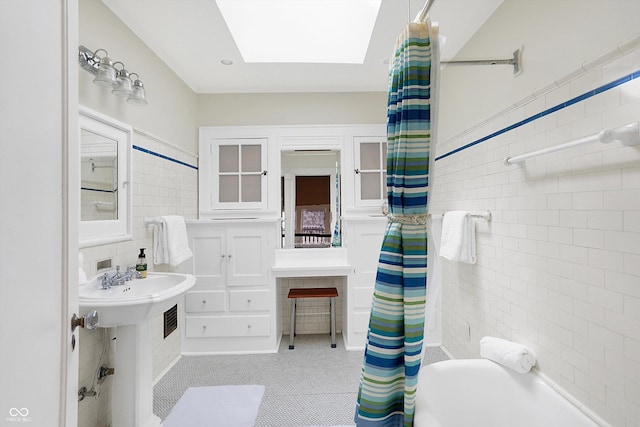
[133,145,198,170]
[435,69,640,162]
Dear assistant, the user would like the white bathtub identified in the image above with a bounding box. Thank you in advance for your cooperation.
[414,359,601,427]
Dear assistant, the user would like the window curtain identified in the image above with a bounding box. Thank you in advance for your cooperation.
[355,20,433,427]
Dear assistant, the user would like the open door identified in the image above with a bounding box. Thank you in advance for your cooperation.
[0,1,79,425]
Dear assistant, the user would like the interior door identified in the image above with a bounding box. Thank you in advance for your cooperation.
[65,0,80,422]
[0,1,78,425]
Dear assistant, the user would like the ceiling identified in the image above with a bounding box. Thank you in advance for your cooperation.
[101,0,503,94]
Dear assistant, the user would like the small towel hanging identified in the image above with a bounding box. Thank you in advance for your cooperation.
[439,211,477,264]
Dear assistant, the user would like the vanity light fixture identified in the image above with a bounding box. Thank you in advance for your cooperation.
[127,74,148,105]
[78,45,148,106]
[91,49,117,87]
[111,62,133,98]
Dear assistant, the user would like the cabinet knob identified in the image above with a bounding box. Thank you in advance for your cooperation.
[247,324,252,329]
[247,299,251,303]
[202,300,207,304]
[202,325,207,330]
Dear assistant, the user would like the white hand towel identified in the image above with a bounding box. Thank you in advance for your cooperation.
[479,336,537,373]
[439,211,476,264]
[153,215,193,266]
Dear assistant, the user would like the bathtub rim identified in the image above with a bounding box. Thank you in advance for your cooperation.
[422,353,612,427]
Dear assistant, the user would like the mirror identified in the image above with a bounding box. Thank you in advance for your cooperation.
[281,151,341,249]
[79,107,132,247]
[81,129,118,221]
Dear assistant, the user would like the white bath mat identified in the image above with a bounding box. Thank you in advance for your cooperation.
[162,385,265,427]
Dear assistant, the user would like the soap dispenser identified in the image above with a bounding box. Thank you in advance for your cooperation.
[136,248,147,278]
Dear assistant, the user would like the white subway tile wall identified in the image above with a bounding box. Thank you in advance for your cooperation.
[431,45,640,426]
[78,131,197,427]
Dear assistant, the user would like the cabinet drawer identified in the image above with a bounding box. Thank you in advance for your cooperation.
[229,290,271,312]
[185,291,226,313]
[186,316,271,338]
[353,286,374,309]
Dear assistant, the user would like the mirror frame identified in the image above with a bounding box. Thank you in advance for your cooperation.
[79,106,132,247]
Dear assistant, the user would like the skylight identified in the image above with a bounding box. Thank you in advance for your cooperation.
[215,0,382,64]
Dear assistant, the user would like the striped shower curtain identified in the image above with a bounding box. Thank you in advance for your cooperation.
[355,20,432,427]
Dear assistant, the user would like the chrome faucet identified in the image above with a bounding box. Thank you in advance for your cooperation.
[126,265,143,280]
[100,266,141,289]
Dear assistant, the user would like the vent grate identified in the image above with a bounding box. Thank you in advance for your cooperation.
[163,304,178,339]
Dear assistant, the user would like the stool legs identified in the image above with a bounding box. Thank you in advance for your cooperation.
[289,298,296,350]
[287,289,337,350]
[330,296,336,348]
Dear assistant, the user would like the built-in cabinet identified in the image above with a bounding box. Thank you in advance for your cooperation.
[199,133,269,213]
[188,223,271,287]
[343,216,387,347]
[182,219,280,354]
[185,124,395,354]
[353,136,387,207]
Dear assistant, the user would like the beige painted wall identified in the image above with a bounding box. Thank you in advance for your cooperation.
[198,92,387,126]
[79,0,198,153]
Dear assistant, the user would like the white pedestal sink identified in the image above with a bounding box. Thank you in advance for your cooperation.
[80,272,196,427]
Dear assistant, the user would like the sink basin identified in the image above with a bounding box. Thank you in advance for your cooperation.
[79,272,196,327]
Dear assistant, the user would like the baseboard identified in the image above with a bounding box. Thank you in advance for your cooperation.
[154,354,182,385]
[439,344,455,359]
[180,348,279,356]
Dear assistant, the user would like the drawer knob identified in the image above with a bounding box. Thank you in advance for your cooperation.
[202,325,207,330]
[247,299,251,303]
[202,300,207,304]
[247,324,252,329]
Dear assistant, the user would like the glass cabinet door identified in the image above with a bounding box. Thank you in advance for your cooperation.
[213,138,267,209]
[354,136,387,207]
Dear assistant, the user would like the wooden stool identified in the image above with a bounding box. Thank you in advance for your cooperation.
[288,287,338,349]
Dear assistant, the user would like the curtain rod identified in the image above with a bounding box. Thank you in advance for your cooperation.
[442,49,522,75]
[413,0,522,75]
[413,0,435,23]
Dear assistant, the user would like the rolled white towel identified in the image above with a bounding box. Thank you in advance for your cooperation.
[479,336,536,373]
